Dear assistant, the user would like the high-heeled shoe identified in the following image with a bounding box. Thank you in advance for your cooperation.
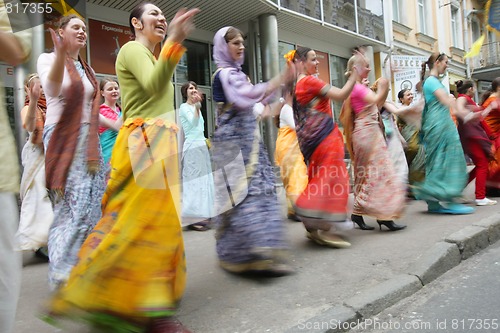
[377,220,406,231]
[351,214,375,230]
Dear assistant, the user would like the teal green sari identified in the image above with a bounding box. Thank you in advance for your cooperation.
[412,76,467,201]
[99,129,118,166]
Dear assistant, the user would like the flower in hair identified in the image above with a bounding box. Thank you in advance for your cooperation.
[283,50,296,63]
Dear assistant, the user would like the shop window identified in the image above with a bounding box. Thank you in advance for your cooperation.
[176,40,210,86]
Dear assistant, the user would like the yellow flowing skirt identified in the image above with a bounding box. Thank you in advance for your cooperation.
[274,126,308,212]
[47,118,186,331]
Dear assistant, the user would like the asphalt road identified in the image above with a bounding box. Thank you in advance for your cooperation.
[349,242,500,333]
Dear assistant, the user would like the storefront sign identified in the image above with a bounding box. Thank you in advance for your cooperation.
[392,55,428,102]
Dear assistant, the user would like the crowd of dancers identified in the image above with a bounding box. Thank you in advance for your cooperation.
[2,2,500,333]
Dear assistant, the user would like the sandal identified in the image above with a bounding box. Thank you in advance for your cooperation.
[187,223,210,231]
[306,230,351,248]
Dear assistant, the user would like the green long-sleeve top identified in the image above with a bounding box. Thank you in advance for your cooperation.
[115,41,185,122]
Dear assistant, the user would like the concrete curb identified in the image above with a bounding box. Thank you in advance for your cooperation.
[343,274,422,319]
[286,213,500,332]
[407,241,461,285]
[445,212,500,260]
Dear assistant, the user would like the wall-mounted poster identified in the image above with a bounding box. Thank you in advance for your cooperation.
[88,19,161,75]
[392,55,428,103]
[88,19,134,75]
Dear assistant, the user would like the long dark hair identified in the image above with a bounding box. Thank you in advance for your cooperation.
[294,46,312,62]
[455,80,474,95]
[397,88,410,103]
[480,77,500,105]
[180,81,198,102]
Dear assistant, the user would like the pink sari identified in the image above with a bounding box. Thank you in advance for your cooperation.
[349,84,405,220]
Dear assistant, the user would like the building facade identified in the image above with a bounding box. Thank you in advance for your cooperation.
[3,0,493,158]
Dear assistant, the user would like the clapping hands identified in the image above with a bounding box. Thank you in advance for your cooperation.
[28,76,41,102]
[167,8,201,44]
[49,28,69,58]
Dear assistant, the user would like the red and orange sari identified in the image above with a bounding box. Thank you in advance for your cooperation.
[482,96,500,189]
[293,76,349,222]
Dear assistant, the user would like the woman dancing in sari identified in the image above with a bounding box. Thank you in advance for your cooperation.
[371,80,408,197]
[396,89,426,186]
[16,73,53,257]
[341,57,406,231]
[481,77,500,191]
[274,82,308,222]
[211,26,294,275]
[292,47,359,247]
[37,14,107,289]
[456,80,497,206]
[46,4,199,332]
[413,53,484,214]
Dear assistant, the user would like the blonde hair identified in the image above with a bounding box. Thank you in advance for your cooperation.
[24,73,38,88]
[345,54,367,78]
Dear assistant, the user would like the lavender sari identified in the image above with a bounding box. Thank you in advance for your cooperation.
[210,27,288,273]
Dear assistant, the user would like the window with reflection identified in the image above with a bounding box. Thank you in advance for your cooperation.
[392,0,401,23]
[323,0,356,33]
[281,0,321,20]
[418,0,427,34]
[329,54,348,124]
[278,41,295,71]
[357,0,385,42]
[176,40,210,86]
[451,5,460,48]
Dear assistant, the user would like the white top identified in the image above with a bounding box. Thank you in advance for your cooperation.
[253,102,265,118]
[37,52,95,125]
[279,103,295,129]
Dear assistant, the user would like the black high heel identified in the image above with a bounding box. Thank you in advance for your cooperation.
[351,214,375,230]
[377,220,406,231]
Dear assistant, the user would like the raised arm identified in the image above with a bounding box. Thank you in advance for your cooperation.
[362,78,389,108]
[21,78,42,132]
[383,98,424,116]
[434,88,473,122]
[38,28,70,97]
[325,70,358,102]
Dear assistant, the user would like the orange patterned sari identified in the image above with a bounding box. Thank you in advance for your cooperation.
[482,96,500,189]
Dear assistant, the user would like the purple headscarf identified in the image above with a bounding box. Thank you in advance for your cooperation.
[213,26,273,110]
[213,26,244,70]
